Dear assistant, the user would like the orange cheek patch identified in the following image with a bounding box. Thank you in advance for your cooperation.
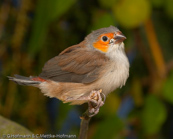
[93,41,108,52]
[93,33,115,53]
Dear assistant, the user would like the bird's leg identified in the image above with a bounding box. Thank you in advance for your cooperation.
[79,90,106,139]
[66,89,106,117]
[88,89,106,117]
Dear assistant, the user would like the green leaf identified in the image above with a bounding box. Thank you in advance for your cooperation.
[165,0,173,19]
[141,94,167,135]
[90,11,116,31]
[56,102,73,129]
[162,72,173,104]
[92,115,124,139]
[0,115,33,135]
[98,0,118,9]
[150,0,164,8]
[99,93,120,116]
[112,0,151,28]
[131,78,143,107]
[28,0,76,56]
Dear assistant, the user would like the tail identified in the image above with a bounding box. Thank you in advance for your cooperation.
[8,74,45,86]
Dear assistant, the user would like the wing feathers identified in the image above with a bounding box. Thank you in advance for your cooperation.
[39,42,108,84]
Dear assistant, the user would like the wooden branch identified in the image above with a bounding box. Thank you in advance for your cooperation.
[79,109,91,139]
[78,90,104,138]
[144,18,167,78]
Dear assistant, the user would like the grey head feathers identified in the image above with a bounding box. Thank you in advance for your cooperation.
[84,25,119,49]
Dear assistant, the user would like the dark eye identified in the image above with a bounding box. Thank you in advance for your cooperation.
[102,36,108,42]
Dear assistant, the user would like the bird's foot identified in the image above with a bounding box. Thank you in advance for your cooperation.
[88,89,106,117]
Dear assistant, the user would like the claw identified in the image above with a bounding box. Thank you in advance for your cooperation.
[89,99,98,105]
[88,89,106,117]
[100,93,106,103]
[88,109,99,117]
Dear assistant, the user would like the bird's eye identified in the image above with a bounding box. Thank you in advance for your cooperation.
[101,36,108,42]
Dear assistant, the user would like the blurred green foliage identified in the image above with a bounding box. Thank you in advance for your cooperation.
[0,115,33,136]
[28,0,76,55]
[113,0,151,28]
[0,0,173,138]
[162,73,173,104]
[141,94,167,135]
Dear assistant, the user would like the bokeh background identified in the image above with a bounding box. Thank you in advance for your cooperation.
[0,0,173,138]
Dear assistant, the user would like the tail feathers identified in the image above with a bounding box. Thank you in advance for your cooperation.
[8,74,42,86]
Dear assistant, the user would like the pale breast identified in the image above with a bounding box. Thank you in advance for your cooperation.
[95,43,130,95]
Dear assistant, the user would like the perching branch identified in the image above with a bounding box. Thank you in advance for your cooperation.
[79,109,91,139]
[78,89,105,139]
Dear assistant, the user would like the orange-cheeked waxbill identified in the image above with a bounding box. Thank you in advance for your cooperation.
[8,26,130,116]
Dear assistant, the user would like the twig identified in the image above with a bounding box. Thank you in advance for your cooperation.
[133,28,156,78]
[79,90,104,138]
[79,109,91,139]
[144,18,166,78]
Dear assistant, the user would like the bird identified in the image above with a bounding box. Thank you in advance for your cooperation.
[8,26,130,117]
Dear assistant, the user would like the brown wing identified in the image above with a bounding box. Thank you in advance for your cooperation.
[39,42,109,84]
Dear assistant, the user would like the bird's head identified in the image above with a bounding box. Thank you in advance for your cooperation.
[85,26,126,53]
